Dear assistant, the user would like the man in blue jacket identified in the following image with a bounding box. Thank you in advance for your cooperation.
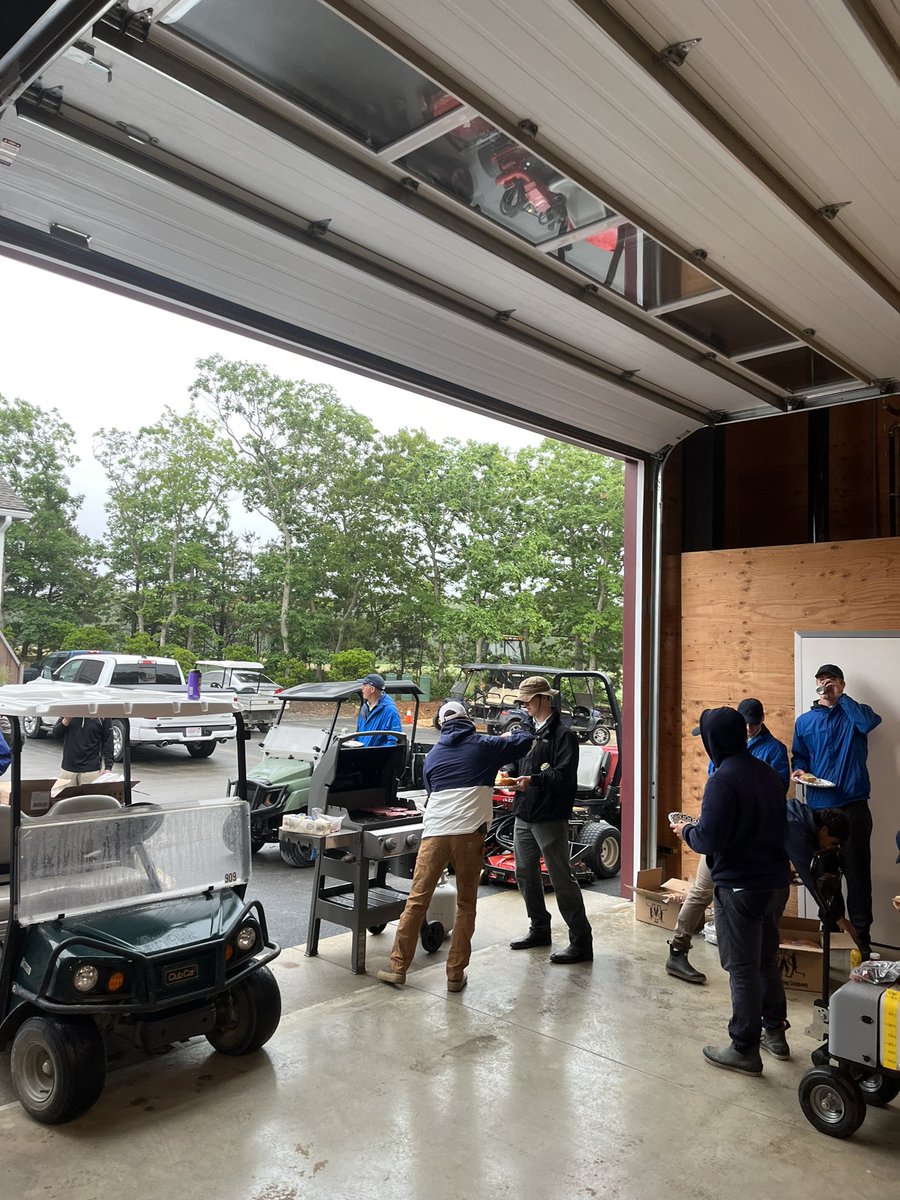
[356,673,402,746]
[377,701,532,992]
[673,707,791,1076]
[791,663,882,960]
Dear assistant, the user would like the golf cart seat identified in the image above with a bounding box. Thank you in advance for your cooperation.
[485,687,520,707]
[49,794,122,815]
[576,746,610,795]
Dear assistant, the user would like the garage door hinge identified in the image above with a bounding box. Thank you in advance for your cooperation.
[0,137,21,167]
[97,2,152,43]
[19,80,64,115]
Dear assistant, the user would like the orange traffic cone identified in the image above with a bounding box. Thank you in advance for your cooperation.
[404,708,413,724]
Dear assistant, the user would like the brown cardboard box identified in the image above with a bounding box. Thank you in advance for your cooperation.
[634,868,694,931]
[777,915,854,993]
[0,778,129,817]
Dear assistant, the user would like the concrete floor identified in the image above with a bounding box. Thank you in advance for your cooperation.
[2,889,898,1200]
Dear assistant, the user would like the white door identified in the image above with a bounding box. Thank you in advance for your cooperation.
[795,632,900,950]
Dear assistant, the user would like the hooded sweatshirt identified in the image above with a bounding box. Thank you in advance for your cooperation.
[683,707,790,890]
[421,720,533,837]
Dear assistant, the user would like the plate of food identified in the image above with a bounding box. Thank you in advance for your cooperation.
[794,773,836,788]
[495,772,517,787]
[668,811,698,825]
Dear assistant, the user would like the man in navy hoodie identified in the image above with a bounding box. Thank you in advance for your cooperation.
[377,701,532,992]
[673,707,791,1076]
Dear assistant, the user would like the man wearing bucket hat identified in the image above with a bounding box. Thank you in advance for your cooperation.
[377,701,532,991]
[356,673,402,746]
[506,676,593,964]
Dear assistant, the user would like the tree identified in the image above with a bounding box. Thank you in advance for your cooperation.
[0,394,96,655]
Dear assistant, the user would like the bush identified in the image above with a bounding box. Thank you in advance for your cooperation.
[263,654,313,689]
[222,642,257,662]
[161,644,196,677]
[122,633,160,656]
[330,648,376,682]
[62,625,116,651]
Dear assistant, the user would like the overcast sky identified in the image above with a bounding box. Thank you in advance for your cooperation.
[1,258,541,540]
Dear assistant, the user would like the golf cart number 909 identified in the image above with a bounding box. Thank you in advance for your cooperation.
[224,871,238,883]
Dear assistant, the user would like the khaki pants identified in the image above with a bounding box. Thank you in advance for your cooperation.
[389,831,485,981]
[52,769,101,796]
[671,855,714,950]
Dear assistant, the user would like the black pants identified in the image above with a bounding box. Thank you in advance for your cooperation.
[714,886,790,1052]
[839,799,873,951]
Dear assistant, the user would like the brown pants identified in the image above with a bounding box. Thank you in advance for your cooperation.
[389,831,485,981]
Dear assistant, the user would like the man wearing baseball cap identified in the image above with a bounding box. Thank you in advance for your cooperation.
[356,672,402,746]
[506,676,593,964]
[377,701,532,992]
[791,664,882,960]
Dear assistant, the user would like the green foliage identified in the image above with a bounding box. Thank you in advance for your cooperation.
[122,632,160,656]
[262,653,313,688]
[62,626,116,651]
[222,642,257,662]
[329,648,376,681]
[161,644,195,677]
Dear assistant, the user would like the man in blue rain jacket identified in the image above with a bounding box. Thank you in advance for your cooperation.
[791,663,882,958]
[356,673,402,746]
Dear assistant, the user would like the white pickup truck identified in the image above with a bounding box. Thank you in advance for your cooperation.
[22,654,237,759]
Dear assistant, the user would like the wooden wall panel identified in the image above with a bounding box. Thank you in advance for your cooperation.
[668,537,900,889]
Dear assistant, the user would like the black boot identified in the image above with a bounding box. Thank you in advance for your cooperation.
[510,926,552,949]
[665,941,706,984]
[549,942,593,964]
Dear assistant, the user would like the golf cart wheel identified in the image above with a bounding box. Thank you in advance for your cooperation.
[279,840,315,868]
[420,921,445,953]
[849,1067,900,1107]
[368,924,387,935]
[207,965,281,1055]
[111,719,126,763]
[11,1016,106,1125]
[798,1067,866,1138]
[580,820,621,878]
[186,741,216,758]
[22,716,46,740]
[502,719,524,735]
[589,723,612,747]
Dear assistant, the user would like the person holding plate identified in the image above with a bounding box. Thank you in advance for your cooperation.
[791,663,882,961]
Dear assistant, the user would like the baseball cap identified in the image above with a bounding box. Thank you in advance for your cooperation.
[815,664,844,681]
[361,673,385,690]
[438,700,469,726]
[737,697,764,725]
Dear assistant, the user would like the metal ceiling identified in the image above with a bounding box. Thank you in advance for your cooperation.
[1,0,898,459]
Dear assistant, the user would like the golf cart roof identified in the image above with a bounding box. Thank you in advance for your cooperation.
[278,679,423,702]
[459,664,613,680]
[0,684,239,719]
[195,660,265,671]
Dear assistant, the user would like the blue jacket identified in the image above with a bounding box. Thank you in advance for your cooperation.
[423,720,532,793]
[706,723,789,792]
[684,707,790,890]
[356,692,402,745]
[0,731,9,777]
[791,694,882,809]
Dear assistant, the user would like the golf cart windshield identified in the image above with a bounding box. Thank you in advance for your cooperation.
[16,799,250,926]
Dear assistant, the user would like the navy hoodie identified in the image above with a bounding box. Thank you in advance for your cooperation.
[683,707,790,890]
[423,721,532,793]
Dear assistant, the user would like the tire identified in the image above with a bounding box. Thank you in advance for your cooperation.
[420,921,445,953]
[11,1016,106,1125]
[186,741,216,758]
[206,966,282,1056]
[798,1067,867,1138]
[23,716,46,740]
[279,840,315,868]
[589,723,612,747]
[502,719,524,735]
[579,820,621,879]
[368,924,387,935]
[849,1067,900,1107]
[250,835,267,854]
[111,719,126,763]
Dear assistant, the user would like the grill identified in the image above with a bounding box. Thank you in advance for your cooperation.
[279,735,424,973]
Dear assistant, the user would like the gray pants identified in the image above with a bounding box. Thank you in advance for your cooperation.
[513,818,592,946]
[671,856,714,950]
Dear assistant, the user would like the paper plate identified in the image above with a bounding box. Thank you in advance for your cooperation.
[667,811,698,825]
[795,777,835,789]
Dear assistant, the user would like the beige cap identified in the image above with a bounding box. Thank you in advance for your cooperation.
[516,675,559,701]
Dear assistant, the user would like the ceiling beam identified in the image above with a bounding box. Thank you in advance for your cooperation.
[0,0,118,107]
[568,0,900,315]
[842,0,900,84]
[15,97,716,430]
[90,25,791,410]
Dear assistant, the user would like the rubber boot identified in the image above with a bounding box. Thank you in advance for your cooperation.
[665,941,706,984]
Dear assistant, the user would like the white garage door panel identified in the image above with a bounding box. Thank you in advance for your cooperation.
[1,136,700,452]
[41,51,767,415]
[359,0,900,369]
[603,0,900,288]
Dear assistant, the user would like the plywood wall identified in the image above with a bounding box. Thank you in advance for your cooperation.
[668,537,900,887]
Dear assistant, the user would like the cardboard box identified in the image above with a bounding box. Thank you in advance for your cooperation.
[634,868,694,931]
[0,778,129,817]
[777,915,854,993]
